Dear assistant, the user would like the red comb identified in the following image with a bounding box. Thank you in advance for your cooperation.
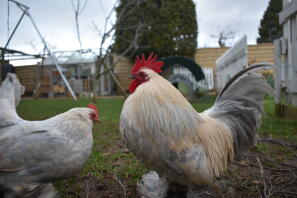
[88,103,99,119]
[131,53,163,74]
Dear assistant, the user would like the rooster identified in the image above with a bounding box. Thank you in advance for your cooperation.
[0,73,101,198]
[120,54,274,197]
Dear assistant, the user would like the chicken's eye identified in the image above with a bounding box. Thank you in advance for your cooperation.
[138,71,148,81]
[139,71,145,76]
[89,112,96,120]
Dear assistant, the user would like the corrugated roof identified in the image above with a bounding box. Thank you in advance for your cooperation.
[42,49,97,65]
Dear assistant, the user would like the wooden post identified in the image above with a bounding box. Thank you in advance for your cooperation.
[91,74,97,104]
[102,62,128,98]
[274,39,282,116]
[95,56,128,98]
[0,56,3,82]
[49,66,53,98]
[279,0,297,106]
[0,49,6,82]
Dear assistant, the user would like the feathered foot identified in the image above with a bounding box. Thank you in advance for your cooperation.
[137,171,169,198]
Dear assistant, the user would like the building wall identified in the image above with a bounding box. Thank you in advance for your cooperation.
[15,65,38,95]
[195,43,275,69]
[248,43,275,65]
[195,47,228,68]
[113,54,133,92]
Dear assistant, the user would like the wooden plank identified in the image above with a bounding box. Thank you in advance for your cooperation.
[15,65,38,95]
[215,35,248,92]
[195,43,275,69]
[280,104,297,120]
[274,39,282,107]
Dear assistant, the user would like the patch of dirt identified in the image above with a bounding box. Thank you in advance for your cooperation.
[224,137,297,198]
[78,174,136,198]
[101,139,127,156]
[60,137,297,198]
[58,173,138,198]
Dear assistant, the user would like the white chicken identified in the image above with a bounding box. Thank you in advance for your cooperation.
[120,54,274,197]
[0,73,100,198]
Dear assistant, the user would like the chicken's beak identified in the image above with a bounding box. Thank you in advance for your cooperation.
[94,119,102,124]
[128,74,135,79]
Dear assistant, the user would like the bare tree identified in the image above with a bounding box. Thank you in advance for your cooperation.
[71,0,88,48]
[91,0,146,98]
[210,22,240,47]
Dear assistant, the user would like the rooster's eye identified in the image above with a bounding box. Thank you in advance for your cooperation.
[138,71,148,81]
[138,71,145,76]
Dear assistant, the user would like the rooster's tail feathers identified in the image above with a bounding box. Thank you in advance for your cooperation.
[206,63,275,159]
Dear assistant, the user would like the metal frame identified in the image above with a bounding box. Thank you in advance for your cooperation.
[1,0,77,100]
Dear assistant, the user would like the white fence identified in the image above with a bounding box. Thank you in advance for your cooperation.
[215,35,248,92]
[197,67,214,90]
[173,67,214,91]
[274,0,297,106]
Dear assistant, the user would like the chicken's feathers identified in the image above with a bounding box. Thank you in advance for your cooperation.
[0,73,25,122]
[0,125,92,186]
[137,171,169,198]
[0,120,20,128]
[204,63,274,158]
[0,108,94,187]
[121,69,233,185]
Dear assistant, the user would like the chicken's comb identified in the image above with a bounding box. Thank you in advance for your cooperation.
[88,103,99,118]
[131,53,164,74]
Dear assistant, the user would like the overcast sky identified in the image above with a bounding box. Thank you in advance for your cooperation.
[0,0,270,56]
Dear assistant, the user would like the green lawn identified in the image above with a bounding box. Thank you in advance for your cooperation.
[16,95,297,197]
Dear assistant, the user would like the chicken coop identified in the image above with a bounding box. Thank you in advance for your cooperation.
[33,50,127,98]
[39,50,96,97]
[160,56,206,98]
[12,51,131,98]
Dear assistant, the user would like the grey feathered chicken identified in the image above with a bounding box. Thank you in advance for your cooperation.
[120,54,274,197]
[0,73,100,198]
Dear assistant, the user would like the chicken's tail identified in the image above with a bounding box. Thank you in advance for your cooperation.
[205,63,275,159]
[0,73,25,106]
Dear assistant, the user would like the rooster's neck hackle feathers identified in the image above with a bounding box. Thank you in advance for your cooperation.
[131,53,163,74]
[132,68,196,110]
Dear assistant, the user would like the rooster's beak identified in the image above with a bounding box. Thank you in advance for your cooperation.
[128,74,136,79]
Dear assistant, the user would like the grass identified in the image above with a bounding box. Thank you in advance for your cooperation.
[16,95,297,197]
